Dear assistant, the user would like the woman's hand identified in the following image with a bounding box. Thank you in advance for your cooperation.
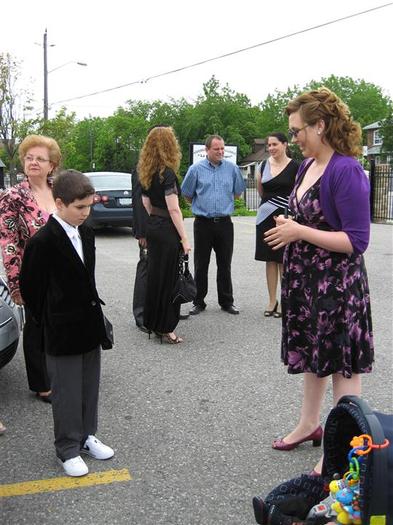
[264,215,303,250]
[181,239,192,255]
[11,290,25,305]
[138,237,147,248]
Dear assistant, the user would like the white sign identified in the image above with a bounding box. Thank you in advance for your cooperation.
[190,143,238,165]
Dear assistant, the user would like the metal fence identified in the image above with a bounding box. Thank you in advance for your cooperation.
[370,161,393,223]
[244,161,393,224]
[243,177,259,211]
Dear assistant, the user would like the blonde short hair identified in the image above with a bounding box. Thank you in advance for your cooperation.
[19,134,62,170]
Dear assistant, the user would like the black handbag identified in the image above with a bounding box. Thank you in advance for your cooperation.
[101,315,114,350]
[172,254,197,304]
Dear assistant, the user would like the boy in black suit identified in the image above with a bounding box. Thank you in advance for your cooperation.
[20,170,114,477]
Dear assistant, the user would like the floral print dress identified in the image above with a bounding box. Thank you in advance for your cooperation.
[281,176,374,378]
[0,179,50,295]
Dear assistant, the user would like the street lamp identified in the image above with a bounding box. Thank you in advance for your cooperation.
[43,29,87,120]
[48,61,88,74]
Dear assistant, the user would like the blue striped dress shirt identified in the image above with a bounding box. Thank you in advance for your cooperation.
[181,158,245,217]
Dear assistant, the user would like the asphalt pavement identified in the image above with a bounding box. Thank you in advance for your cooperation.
[0,217,392,524]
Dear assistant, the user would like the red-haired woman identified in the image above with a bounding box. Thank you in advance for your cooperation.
[138,126,191,344]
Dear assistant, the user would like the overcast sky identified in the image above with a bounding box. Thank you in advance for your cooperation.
[2,1,392,120]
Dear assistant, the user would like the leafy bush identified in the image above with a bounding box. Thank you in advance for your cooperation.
[180,197,255,217]
[233,198,256,216]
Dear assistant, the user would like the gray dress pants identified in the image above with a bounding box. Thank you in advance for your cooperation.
[46,347,101,461]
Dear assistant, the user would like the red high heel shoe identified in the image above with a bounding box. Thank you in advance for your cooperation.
[272,426,323,451]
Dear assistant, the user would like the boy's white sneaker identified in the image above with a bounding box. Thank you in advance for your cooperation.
[81,435,114,460]
[58,456,88,477]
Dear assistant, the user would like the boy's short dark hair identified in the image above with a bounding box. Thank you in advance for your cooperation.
[52,170,95,205]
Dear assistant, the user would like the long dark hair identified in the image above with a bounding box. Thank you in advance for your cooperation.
[266,132,291,157]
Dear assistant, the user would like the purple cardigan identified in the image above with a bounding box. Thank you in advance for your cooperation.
[297,152,370,254]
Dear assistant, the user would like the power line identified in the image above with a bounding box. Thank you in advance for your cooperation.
[52,2,393,105]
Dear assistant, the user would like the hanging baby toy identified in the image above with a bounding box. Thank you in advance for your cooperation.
[325,434,389,524]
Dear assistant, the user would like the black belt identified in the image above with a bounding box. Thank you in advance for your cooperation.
[195,215,230,223]
[151,206,170,218]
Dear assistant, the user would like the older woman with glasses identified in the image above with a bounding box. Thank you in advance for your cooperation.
[0,134,61,402]
[265,88,373,474]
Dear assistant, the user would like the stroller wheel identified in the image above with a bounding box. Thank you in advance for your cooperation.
[252,495,268,524]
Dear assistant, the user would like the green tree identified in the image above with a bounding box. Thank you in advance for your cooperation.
[258,86,301,138]
[307,75,391,129]
[92,104,151,172]
[38,108,77,166]
[63,116,106,172]
[17,107,78,170]
[0,53,33,183]
[380,105,393,157]
[177,76,262,172]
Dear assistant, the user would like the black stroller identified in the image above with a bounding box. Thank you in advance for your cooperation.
[253,396,392,525]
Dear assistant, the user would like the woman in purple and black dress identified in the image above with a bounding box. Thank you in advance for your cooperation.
[265,88,374,472]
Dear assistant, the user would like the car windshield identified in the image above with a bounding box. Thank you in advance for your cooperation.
[88,174,131,191]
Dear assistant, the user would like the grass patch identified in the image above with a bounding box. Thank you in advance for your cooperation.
[181,197,256,218]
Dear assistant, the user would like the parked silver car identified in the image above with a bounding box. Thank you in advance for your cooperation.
[0,277,23,369]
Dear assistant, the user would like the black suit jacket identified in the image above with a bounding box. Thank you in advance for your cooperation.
[132,171,148,239]
[20,216,107,356]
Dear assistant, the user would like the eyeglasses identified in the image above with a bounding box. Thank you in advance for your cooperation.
[24,155,50,164]
[288,125,309,139]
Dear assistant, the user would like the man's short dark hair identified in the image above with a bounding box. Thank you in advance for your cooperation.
[205,135,224,149]
[52,170,95,205]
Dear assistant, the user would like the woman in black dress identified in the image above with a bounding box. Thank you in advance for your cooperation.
[138,126,191,344]
[255,133,298,317]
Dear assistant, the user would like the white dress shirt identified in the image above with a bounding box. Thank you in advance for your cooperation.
[53,214,84,263]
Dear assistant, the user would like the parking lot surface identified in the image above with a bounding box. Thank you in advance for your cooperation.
[0,218,392,524]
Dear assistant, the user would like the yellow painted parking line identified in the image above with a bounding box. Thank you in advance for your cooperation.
[0,468,132,498]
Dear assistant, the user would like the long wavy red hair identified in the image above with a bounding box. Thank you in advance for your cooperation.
[138,127,181,189]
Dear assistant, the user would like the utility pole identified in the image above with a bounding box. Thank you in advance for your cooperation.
[43,29,48,121]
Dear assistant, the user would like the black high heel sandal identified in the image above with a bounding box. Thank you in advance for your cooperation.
[264,301,278,317]
[273,303,282,318]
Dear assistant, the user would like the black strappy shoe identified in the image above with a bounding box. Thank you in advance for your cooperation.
[264,301,278,317]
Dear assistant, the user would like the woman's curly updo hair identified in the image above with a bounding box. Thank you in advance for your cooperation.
[138,126,181,190]
[19,134,62,173]
[285,87,362,157]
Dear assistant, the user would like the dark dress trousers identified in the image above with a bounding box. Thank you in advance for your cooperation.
[193,216,234,308]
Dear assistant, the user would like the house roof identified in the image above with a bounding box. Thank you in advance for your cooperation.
[363,121,381,130]
[239,150,268,165]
